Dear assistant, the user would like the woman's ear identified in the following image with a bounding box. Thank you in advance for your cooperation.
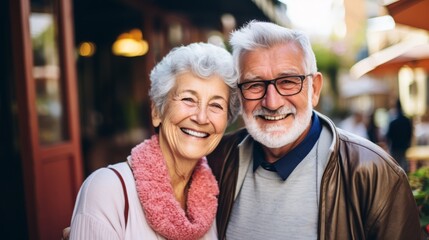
[151,102,161,128]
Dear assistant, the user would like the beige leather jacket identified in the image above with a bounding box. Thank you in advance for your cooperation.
[208,112,422,240]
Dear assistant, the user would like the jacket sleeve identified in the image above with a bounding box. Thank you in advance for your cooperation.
[337,134,423,240]
[367,168,423,239]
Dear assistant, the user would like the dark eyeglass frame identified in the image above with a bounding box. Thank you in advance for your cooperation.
[237,74,313,100]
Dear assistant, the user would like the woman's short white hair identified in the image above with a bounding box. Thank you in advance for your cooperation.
[149,42,241,124]
[230,20,318,76]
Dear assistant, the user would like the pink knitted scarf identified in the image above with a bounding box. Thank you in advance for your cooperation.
[130,135,219,240]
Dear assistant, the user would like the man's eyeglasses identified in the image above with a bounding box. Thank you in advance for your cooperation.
[237,74,313,100]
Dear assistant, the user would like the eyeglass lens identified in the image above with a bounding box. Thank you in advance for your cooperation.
[239,75,305,100]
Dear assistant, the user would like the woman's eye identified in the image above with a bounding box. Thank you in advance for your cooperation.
[210,103,225,110]
[182,97,196,103]
[212,103,223,109]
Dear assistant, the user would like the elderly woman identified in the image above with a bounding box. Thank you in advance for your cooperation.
[68,42,240,240]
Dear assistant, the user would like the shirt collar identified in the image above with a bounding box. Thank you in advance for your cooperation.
[252,112,322,180]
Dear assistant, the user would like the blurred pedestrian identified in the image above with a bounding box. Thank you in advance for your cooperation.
[366,110,388,150]
[386,99,413,173]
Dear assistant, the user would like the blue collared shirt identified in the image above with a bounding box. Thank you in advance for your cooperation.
[252,112,322,180]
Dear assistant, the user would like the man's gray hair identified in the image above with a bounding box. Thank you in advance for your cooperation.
[230,20,318,77]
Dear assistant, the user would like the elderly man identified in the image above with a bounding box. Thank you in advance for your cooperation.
[208,21,421,239]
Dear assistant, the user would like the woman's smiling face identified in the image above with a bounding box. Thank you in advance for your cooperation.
[152,71,230,161]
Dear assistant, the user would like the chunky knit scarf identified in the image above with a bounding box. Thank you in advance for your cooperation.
[130,135,219,240]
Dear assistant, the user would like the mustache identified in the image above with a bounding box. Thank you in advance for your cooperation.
[252,106,296,116]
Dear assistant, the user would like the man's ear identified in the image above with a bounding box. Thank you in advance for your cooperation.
[311,72,323,107]
[151,102,161,128]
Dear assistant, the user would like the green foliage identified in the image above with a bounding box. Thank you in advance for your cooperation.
[312,44,340,96]
[313,44,340,71]
[409,166,429,225]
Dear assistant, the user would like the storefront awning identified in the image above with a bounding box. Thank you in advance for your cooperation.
[350,40,429,79]
[386,0,429,31]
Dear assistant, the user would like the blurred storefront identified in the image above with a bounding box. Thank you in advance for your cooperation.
[349,0,429,172]
[1,0,279,239]
[385,0,429,172]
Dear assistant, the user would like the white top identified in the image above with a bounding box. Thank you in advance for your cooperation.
[69,161,217,240]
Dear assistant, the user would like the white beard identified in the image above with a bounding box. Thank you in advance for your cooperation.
[242,89,313,148]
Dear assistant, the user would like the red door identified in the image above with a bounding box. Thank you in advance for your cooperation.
[10,0,83,239]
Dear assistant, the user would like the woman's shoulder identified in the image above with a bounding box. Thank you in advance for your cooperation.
[70,162,133,238]
[75,162,132,212]
[84,166,122,190]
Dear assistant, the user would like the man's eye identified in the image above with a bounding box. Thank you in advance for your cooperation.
[280,77,300,85]
[278,79,294,85]
[245,82,264,90]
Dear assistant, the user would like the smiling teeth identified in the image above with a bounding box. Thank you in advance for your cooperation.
[182,128,208,138]
[263,115,287,121]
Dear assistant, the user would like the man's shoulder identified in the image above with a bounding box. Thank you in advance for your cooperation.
[207,128,248,178]
[222,127,248,142]
[210,127,248,156]
[336,129,403,174]
[337,129,387,156]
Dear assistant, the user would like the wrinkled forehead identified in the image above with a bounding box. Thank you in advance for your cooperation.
[239,43,307,81]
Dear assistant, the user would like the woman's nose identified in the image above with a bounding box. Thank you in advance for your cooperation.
[192,105,209,124]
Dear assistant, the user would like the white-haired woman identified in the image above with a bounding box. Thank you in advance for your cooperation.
[68,42,240,240]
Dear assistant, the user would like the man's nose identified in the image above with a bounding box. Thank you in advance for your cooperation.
[262,83,284,110]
